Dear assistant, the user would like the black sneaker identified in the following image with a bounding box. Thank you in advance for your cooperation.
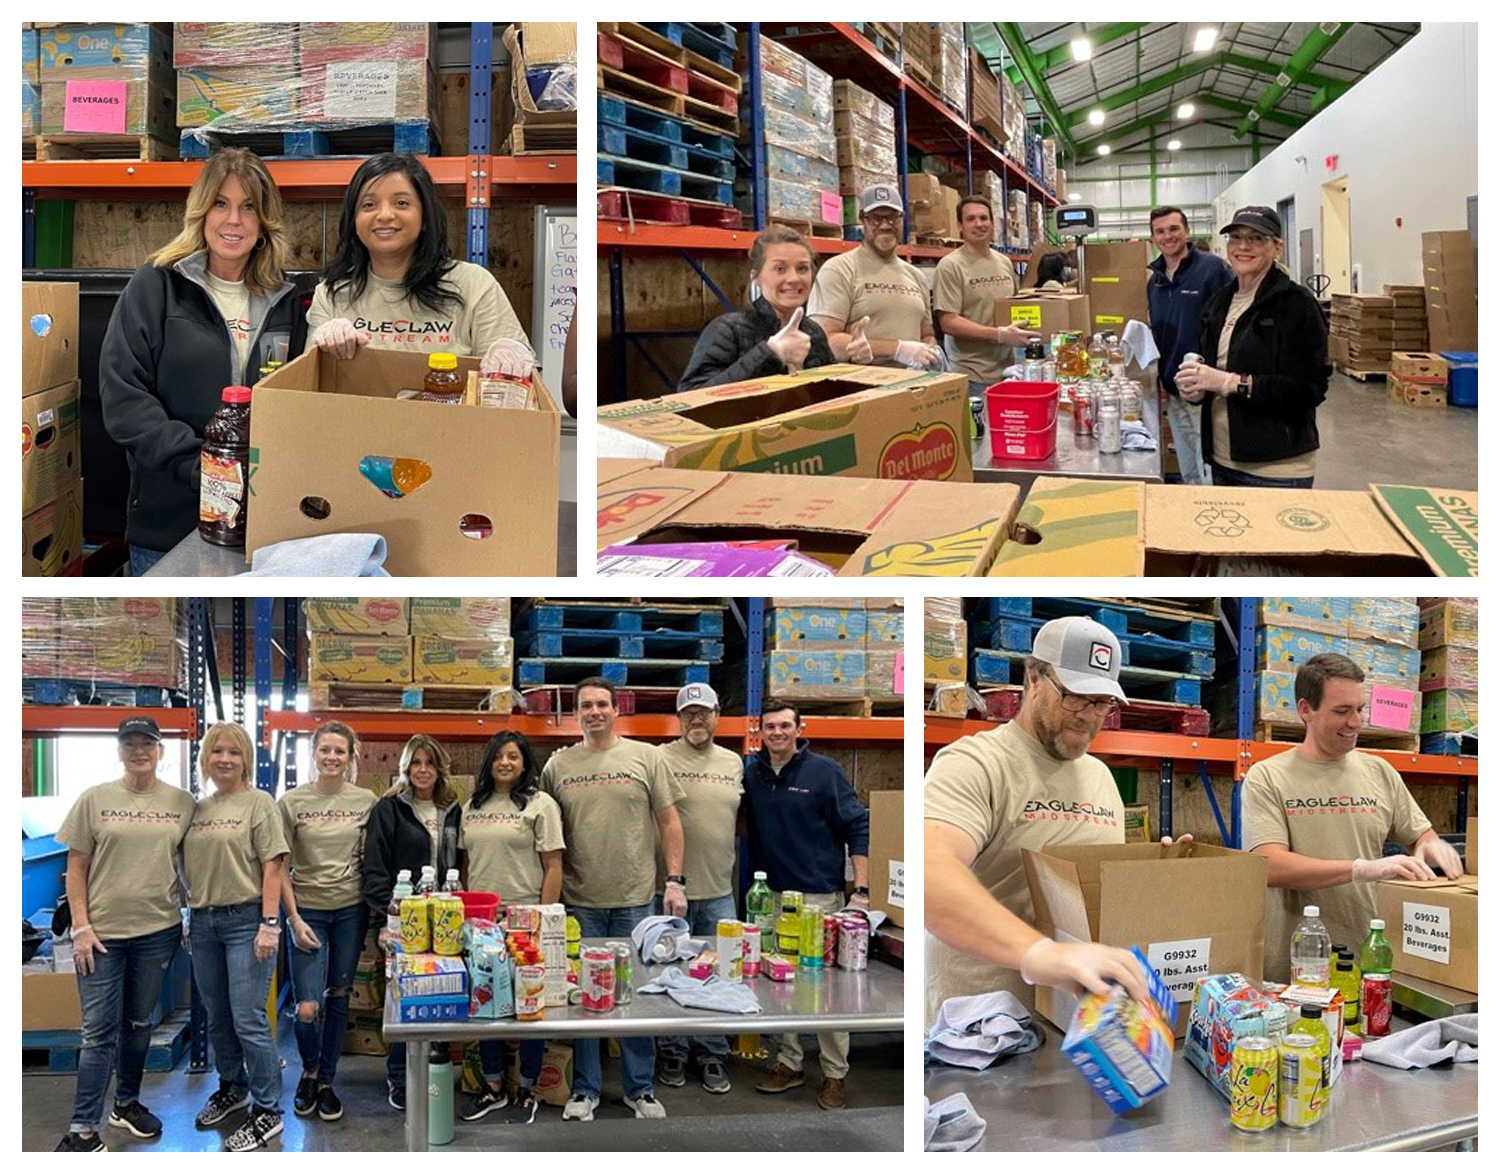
[459,1083,509,1121]
[657,1056,687,1088]
[698,1058,731,1094]
[55,1132,106,1152]
[196,1087,250,1128]
[293,1075,320,1117]
[224,1111,282,1153]
[108,1100,163,1139]
[315,1084,343,1122]
[503,1090,539,1125]
[387,1080,406,1112]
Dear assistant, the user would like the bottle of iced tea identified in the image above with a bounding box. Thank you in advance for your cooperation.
[199,385,253,546]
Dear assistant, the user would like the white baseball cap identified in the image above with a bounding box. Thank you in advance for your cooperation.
[676,683,720,711]
[1031,616,1127,702]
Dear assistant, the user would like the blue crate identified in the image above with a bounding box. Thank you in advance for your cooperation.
[1439,350,1476,408]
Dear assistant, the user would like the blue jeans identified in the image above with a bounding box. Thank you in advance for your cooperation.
[190,903,282,1114]
[70,924,180,1133]
[128,544,166,576]
[288,903,369,1085]
[653,893,735,1064]
[1164,393,1208,484]
[478,1039,544,1090]
[568,903,656,1100]
[1209,462,1315,489]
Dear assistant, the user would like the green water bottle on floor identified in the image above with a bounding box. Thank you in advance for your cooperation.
[428,1044,454,1146]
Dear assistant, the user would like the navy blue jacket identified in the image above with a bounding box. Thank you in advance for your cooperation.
[1147,244,1235,395]
[741,740,870,895]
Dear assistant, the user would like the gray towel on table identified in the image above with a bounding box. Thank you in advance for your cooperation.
[924,1093,987,1151]
[637,965,760,1014]
[239,533,390,576]
[1361,1014,1478,1069]
[926,990,1044,1069]
[630,915,701,963]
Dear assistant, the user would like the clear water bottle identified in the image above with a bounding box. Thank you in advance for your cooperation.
[441,868,461,894]
[1290,904,1332,987]
[417,866,437,896]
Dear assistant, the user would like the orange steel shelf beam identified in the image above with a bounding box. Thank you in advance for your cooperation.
[23,706,197,737]
[1235,740,1477,782]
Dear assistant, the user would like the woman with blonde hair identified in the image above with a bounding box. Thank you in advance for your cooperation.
[362,733,462,1110]
[277,721,375,1124]
[183,721,290,1152]
[100,147,307,574]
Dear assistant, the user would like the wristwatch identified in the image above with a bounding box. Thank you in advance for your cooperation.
[853,886,870,897]
[665,875,687,887]
[1236,375,1252,398]
[261,915,280,928]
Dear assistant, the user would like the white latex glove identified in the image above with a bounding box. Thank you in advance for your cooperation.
[1177,360,1235,399]
[289,915,321,953]
[995,324,1041,348]
[1413,836,1464,879]
[1020,938,1151,1004]
[766,306,811,371]
[1161,833,1194,846]
[480,337,536,379]
[846,891,870,911]
[663,882,688,918]
[310,317,372,360]
[845,316,873,364]
[253,924,281,963]
[72,924,107,976]
[1352,854,1437,882]
[895,339,943,369]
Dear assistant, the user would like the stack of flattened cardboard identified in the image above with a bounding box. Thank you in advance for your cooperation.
[968,48,1003,144]
[1329,293,1393,372]
[1384,283,1429,352]
[1422,230,1477,351]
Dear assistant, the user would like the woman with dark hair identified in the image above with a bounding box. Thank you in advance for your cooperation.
[1033,252,1073,289]
[677,225,836,391]
[457,731,564,1122]
[306,153,533,379]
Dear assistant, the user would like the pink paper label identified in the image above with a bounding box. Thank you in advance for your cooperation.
[819,190,842,224]
[1369,685,1414,731]
[894,650,905,694]
[64,80,128,134]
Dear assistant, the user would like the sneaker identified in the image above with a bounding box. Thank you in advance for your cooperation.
[386,1081,406,1112]
[817,1077,848,1110]
[293,1075,320,1117]
[561,1093,598,1122]
[698,1059,731,1094]
[503,1090,539,1126]
[195,1087,250,1128]
[459,1083,509,1121]
[55,1132,106,1152]
[108,1100,163,1139]
[224,1111,283,1153]
[624,1092,667,1119]
[315,1085,343,1122]
[754,1063,806,1094]
[657,1056,687,1088]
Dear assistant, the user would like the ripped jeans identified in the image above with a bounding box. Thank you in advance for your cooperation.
[287,903,371,1085]
[70,923,181,1133]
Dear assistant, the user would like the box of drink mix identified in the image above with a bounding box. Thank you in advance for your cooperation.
[1061,947,1177,1114]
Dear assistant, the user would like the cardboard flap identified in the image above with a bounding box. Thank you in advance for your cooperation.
[595,465,731,548]
[1369,484,1478,577]
[597,457,663,486]
[1144,485,1418,558]
[1022,848,1095,942]
[990,477,1146,576]
[1382,877,1476,894]
[844,481,1021,577]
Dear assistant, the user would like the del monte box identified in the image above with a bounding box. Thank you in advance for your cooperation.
[596,364,972,482]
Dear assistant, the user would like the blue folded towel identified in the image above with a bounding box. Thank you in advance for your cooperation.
[638,966,761,1015]
[240,533,390,577]
[925,990,1044,1069]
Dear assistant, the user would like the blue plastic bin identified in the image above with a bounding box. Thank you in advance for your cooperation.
[1439,350,1477,408]
[22,835,67,919]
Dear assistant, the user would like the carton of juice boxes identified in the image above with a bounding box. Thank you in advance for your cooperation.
[1061,947,1178,1114]
[1183,973,1290,1097]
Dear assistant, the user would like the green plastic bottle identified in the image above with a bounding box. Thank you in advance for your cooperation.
[746,872,776,942]
[1359,919,1394,1036]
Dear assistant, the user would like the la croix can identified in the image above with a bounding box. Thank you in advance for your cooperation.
[1229,1036,1278,1132]
[741,924,762,977]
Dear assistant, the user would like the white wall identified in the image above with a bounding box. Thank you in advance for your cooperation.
[1214,22,1477,289]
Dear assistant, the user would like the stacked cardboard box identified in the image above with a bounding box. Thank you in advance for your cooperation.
[753,36,838,230]
[833,80,897,228]
[501,22,576,152]
[865,604,904,700]
[927,23,966,111]
[1417,597,1478,740]
[908,171,959,239]
[1081,242,1151,333]
[173,23,298,130]
[1388,351,1449,409]
[1041,137,1058,192]
[924,597,967,716]
[1328,293,1393,370]
[767,606,866,699]
[22,26,39,135]
[901,22,934,89]
[1055,168,1068,202]
[1029,200,1046,251]
[1422,230,1477,351]
[1000,70,1026,165]
[48,599,187,687]
[22,283,83,577]
[306,597,514,689]
[36,23,175,141]
[299,23,437,128]
[1384,283,1428,352]
[1007,189,1028,249]
[968,48,1003,144]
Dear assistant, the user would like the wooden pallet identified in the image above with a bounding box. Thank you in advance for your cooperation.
[35,133,176,161]
[599,22,742,96]
[308,681,515,713]
[24,1010,190,1075]
[22,135,37,160]
[598,120,735,180]
[517,599,727,635]
[598,64,739,137]
[1253,722,1419,751]
[180,120,437,160]
[770,215,842,240]
[598,187,743,230]
[516,627,724,661]
[503,121,577,155]
[516,656,711,687]
[639,21,739,69]
[915,234,961,249]
[1335,363,1388,382]
[596,152,733,203]
[22,677,186,707]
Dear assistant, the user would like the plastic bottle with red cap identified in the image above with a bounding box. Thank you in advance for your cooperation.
[199,385,254,546]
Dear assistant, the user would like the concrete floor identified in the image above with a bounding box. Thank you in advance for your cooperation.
[1305,371,1476,490]
[24,1030,903,1152]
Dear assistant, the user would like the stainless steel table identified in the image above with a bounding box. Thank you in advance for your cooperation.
[924,1017,1477,1152]
[386,938,904,1151]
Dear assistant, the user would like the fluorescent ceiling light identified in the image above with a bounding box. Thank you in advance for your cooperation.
[1192,27,1218,53]
[1071,37,1092,62]
[1087,108,1105,126]
[1167,139,1182,151]
[1096,144,1111,156]
[1177,102,1196,119]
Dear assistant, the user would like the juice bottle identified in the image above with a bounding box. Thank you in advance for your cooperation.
[1087,333,1108,380]
[1332,957,1360,1028]
[1289,1004,1333,1098]
[745,872,776,940]
[421,352,464,403]
[1105,332,1127,376]
[198,385,253,546]
[385,869,413,979]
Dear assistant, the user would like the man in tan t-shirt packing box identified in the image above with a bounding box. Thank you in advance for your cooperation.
[1243,652,1464,981]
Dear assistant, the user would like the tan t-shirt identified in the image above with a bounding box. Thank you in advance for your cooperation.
[304,260,529,357]
[1243,747,1432,982]
[808,245,932,366]
[56,779,197,939]
[1212,288,1316,479]
[202,271,253,377]
[541,737,684,908]
[184,787,289,909]
[933,246,1019,383]
[460,790,566,906]
[654,738,744,899]
[278,782,376,910]
[923,720,1125,1023]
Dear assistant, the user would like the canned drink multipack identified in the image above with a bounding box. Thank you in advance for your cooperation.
[1060,947,1179,1115]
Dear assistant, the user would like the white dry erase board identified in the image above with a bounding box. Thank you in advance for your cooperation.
[532,205,577,406]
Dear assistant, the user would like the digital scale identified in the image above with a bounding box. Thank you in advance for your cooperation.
[1054,204,1097,285]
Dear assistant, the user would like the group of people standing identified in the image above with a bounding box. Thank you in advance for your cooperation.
[55,681,872,1150]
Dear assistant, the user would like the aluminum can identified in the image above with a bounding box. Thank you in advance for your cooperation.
[836,916,869,971]
[1095,402,1122,453]
[1360,973,1392,1036]
[823,915,840,968]
[614,941,633,1004]
[1072,385,1094,433]
[1278,1034,1326,1127]
[399,895,429,953]
[1230,1036,1279,1132]
[742,925,762,977]
[431,894,465,956]
[1121,381,1143,422]
[581,946,616,1012]
[798,906,824,968]
[716,919,744,982]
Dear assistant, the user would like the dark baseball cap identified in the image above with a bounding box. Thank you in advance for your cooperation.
[117,716,162,742]
[1219,206,1282,238]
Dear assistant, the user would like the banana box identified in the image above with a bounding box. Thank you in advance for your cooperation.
[769,607,866,648]
[988,477,1146,577]
[309,633,413,683]
[175,65,299,128]
[1421,689,1478,734]
[297,22,435,65]
[1255,671,1419,733]
[865,650,900,697]
[38,23,172,81]
[1421,644,1478,692]
[21,597,61,678]
[90,600,184,686]
[768,649,865,698]
[865,608,904,645]
[1417,599,1478,650]
[40,78,175,137]
[304,598,410,637]
[171,23,297,68]
[409,598,511,641]
[1346,636,1420,685]
[412,636,513,688]
[923,598,966,683]
[1254,625,1348,670]
[1347,598,1419,647]
[1256,597,1351,635]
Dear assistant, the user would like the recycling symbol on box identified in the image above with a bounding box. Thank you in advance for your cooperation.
[1194,507,1250,538]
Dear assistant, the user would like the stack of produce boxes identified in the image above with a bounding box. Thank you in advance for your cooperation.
[926,23,966,111]
[864,600,903,705]
[1417,598,1478,752]
[173,22,299,134]
[924,598,967,716]
[1028,200,1047,251]
[1041,137,1058,193]
[1421,230,1477,351]
[410,598,514,692]
[36,22,175,146]
[967,49,1004,145]
[1385,283,1429,352]
[1007,189,1028,249]
[1055,167,1067,201]
[1387,351,1449,409]
[298,23,437,132]
[22,26,39,136]
[752,37,838,232]
[908,170,958,240]
[1329,293,1394,373]
[833,80,898,233]
[307,598,414,685]
[1000,70,1026,166]
[21,598,61,681]
[53,599,187,690]
[766,602,866,700]
[900,22,934,90]
[307,597,514,695]
[21,282,83,576]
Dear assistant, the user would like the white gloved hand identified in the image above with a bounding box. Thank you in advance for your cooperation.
[480,337,536,379]
[1020,938,1151,1003]
[663,882,688,918]
[310,317,372,360]
[289,915,321,953]
[1161,833,1194,846]
[895,339,943,369]
[253,924,281,963]
[1413,836,1465,878]
[766,306,811,371]
[1352,854,1437,882]
[995,325,1041,348]
[845,316,873,364]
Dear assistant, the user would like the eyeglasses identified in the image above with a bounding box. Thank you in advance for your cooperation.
[1044,672,1119,715]
[1226,231,1273,246]
[864,212,901,227]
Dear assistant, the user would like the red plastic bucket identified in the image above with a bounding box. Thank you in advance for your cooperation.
[985,381,1060,461]
[458,890,501,921]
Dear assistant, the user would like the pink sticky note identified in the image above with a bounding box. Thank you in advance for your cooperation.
[63,80,128,134]
[819,189,842,224]
[893,650,905,695]
[1369,685,1414,731]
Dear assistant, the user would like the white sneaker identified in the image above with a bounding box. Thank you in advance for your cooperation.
[625,1093,667,1119]
[562,1094,598,1122]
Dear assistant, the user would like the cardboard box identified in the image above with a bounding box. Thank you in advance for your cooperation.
[22,282,79,395]
[1418,599,1478,649]
[1421,644,1478,693]
[304,598,410,637]
[22,478,83,576]
[1376,876,1478,994]
[172,22,297,68]
[596,459,1020,577]
[23,969,82,1031]
[1082,242,1151,330]
[92,618,184,687]
[1256,597,1350,635]
[1420,688,1477,734]
[37,23,172,81]
[1022,842,1269,1038]
[865,649,900,697]
[1256,626,1348,669]
[175,65,300,128]
[300,58,437,126]
[768,649,865,697]
[769,607,867,647]
[1345,636,1420,684]
[249,348,560,576]
[41,77,175,137]
[504,23,577,128]
[923,597,965,682]
[1347,598,1419,647]
[865,609,904,645]
[409,598,511,641]
[308,633,413,684]
[989,478,1145,577]
[1253,670,1419,734]
[598,365,972,484]
[298,22,434,65]
[994,291,1092,337]
[1369,485,1478,578]
[867,789,903,928]
[412,636,514,688]
[1465,817,1477,875]
[22,378,81,514]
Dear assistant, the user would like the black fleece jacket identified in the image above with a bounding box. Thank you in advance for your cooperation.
[677,296,836,391]
[361,789,462,915]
